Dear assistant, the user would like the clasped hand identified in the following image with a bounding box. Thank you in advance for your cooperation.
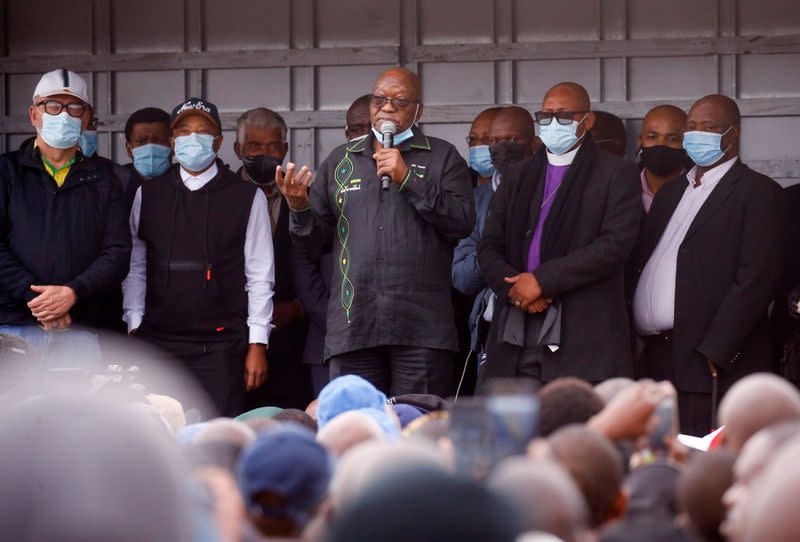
[505,273,553,314]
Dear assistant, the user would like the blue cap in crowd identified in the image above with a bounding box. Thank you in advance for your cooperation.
[236,424,333,527]
[317,375,387,428]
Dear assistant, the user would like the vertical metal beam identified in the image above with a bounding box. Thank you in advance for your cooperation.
[92,0,113,158]
[185,0,203,98]
[400,0,418,72]
[494,0,513,105]
[717,0,738,97]
[600,0,628,103]
[291,0,315,167]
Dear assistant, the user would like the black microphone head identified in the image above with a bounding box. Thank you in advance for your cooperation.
[380,121,397,135]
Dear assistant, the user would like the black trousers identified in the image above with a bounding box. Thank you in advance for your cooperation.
[140,333,248,419]
[329,345,454,398]
[640,335,717,437]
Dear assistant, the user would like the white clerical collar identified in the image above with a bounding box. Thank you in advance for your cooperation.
[180,161,219,186]
[546,144,581,166]
[491,170,502,192]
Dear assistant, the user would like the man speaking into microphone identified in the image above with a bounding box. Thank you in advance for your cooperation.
[276,67,475,396]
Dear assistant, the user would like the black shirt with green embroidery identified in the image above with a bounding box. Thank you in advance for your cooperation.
[290,127,476,359]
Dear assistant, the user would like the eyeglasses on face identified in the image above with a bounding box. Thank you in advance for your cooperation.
[35,99,87,118]
[534,110,588,126]
[370,94,419,110]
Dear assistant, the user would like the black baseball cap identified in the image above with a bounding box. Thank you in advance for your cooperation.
[170,98,221,131]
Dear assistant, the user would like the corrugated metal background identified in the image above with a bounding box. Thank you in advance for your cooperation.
[1,0,799,183]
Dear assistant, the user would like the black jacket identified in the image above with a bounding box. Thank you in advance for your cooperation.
[632,161,785,394]
[477,141,642,383]
[0,138,131,326]
[290,127,475,358]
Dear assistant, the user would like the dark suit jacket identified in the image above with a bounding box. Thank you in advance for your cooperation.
[477,145,642,383]
[294,233,332,366]
[632,160,785,394]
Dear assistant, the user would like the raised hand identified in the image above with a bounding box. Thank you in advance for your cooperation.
[275,162,313,210]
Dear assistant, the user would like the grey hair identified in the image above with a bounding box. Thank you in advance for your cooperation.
[235,107,287,144]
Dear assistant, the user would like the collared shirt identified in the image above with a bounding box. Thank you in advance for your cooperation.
[641,169,655,212]
[290,127,475,358]
[240,168,283,234]
[34,141,76,187]
[633,156,739,335]
[123,162,275,344]
[526,146,580,271]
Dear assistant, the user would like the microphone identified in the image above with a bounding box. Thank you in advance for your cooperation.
[380,121,397,191]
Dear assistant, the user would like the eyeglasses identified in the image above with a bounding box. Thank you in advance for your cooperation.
[35,99,87,118]
[370,94,419,110]
[534,110,588,126]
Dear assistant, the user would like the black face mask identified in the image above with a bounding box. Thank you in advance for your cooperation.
[639,145,687,178]
[490,142,530,175]
[242,155,282,185]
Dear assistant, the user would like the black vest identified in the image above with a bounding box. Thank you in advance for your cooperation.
[138,163,257,341]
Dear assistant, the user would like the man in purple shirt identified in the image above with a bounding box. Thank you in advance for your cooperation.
[477,82,642,389]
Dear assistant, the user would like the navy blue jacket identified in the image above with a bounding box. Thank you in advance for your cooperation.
[0,139,131,326]
[452,183,494,350]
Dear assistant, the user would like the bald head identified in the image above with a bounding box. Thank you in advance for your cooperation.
[371,67,424,133]
[722,422,800,542]
[345,94,372,141]
[644,104,687,127]
[718,374,800,452]
[548,425,625,528]
[488,106,536,148]
[741,436,800,542]
[317,411,386,457]
[329,440,448,512]
[468,106,504,151]
[690,94,741,128]
[373,67,422,102]
[591,111,627,156]
[194,418,256,448]
[489,458,589,542]
[678,449,736,542]
[543,82,591,112]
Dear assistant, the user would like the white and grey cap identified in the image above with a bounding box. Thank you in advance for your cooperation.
[32,69,90,104]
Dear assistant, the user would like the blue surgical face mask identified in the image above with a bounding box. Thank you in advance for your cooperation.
[79,130,98,158]
[38,111,82,149]
[538,114,588,156]
[468,145,495,178]
[173,132,217,172]
[371,104,420,146]
[132,143,172,178]
[683,127,733,167]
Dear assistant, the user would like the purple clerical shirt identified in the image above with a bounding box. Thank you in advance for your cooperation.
[527,162,570,271]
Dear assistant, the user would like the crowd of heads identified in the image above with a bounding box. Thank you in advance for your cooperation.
[3,331,800,542]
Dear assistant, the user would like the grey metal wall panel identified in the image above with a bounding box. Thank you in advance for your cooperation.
[316,0,399,46]
[7,0,93,56]
[204,0,291,50]
[628,57,718,100]
[1,0,799,181]
[516,59,601,105]
[112,0,183,52]
[317,65,392,110]
[421,62,495,105]
[739,0,800,34]
[112,71,184,114]
[514,0,600,41]
[205,68,291,111]
[419,0,494,44]
[738,54,800,98]
[628,0,717,38]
